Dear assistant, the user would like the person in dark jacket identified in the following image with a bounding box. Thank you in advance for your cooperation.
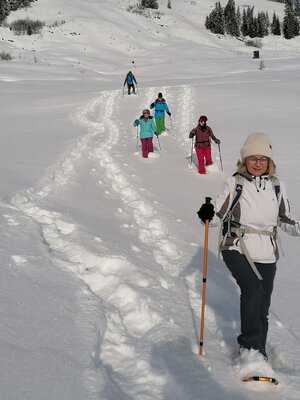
[124,71,137,95]
[150,92,171,134]
[189,115,220,174]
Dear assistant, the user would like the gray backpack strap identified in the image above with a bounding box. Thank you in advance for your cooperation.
[218,174,244,260]
[270,175,281,199]
[221,174,243,239]
[235,228,263,280]
[270,175,284,256]
[219,174,280,280]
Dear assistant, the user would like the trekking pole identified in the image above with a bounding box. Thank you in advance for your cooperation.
[155,133,162,150]
[122,86,125,97]
[190,137,194,166]
[218,143,224,173]
[169,115,174,135]
[136,84,139,96]
[198,197,211,356]
[136,127,139,151]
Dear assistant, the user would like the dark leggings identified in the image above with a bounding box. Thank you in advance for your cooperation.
[127,84,135,94]
[222,250,276,355]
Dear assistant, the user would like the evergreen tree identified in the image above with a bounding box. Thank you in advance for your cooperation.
[0,0,9,23]
[241,9,248,36]
[249,8,257,37]
[204,1,287,39]
[257,11,269,37]
[264,11,270,28]
[250,16,258,38]
[7,0,35,10]
[294,0,300,35]
[224,0,240,36]
[1,0,36,22]
[257,13,264,37]
[294,13,300,35]
[141,0,158,9]
[167,0,172,9]
[8,0,23,11]
[295,0,300,17]
[206,2,225,35]
[271,12,281,35]
[236,6,241,29]
[205,15,210,29]
[241,6,255,37]
[283,0,299,39]
[276,15,282,35]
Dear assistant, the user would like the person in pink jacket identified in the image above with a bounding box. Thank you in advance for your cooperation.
[189,115,220,174]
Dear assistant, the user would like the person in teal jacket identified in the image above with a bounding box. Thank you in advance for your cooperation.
[124,71,137,95]
[133,109,158,158]
[150,92,171,134]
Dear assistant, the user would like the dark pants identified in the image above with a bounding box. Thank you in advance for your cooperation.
[222,250,276,356]
[127,84,135,95]
[140,137,153,158]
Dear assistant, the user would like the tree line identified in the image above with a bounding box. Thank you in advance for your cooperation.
[0,0,36,23]
[205,0,300,40]
[139,0,172,9]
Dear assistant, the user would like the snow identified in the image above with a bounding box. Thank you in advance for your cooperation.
[1,0,300,399]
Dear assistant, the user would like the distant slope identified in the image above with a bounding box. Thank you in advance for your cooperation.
[1,0,292,87]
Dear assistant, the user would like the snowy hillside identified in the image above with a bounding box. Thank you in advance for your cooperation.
[1,0,300,399]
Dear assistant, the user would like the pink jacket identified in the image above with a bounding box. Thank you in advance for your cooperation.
[189,125,219,148]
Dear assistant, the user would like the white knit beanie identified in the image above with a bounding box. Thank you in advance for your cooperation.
[240,132,273,160]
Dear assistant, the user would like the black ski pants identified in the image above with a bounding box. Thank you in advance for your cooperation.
[222,250,276,356]
[127,83,135,95]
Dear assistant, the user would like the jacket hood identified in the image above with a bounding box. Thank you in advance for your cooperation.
[139,115,153,119]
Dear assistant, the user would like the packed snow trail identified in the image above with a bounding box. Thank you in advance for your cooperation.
[10,86,300,400]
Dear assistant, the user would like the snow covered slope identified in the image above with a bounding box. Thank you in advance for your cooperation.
[1,1,300,399]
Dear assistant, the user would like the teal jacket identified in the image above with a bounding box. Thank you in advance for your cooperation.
[150,98,170,118]
[133,116,157,139]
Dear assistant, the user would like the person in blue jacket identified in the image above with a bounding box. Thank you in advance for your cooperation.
[133,109,158,158]
[150,92,171,134]
[124,71,137,95]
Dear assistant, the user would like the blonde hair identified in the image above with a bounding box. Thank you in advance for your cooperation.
[237,158,276,176]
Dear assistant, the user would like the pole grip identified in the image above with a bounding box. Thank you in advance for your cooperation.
[205,197,212,205]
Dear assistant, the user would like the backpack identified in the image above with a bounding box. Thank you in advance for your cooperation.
[219,173,281,280]
[127,74,133,84]
[222,173,280,237]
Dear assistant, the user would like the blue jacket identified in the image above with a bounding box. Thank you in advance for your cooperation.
[150,98,170,118]
[124,72,137,86]
[133,116,156,139]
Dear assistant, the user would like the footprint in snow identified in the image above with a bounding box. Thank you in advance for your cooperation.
[11,255,28,264]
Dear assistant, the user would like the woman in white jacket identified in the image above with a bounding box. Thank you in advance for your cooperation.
[197,132,300,360]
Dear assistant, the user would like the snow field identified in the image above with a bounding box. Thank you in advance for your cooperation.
[7,86,205,399]
[5,73,300,398]
[2,1,300,392]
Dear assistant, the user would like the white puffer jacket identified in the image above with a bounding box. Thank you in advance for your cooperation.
[212,173,300,263]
